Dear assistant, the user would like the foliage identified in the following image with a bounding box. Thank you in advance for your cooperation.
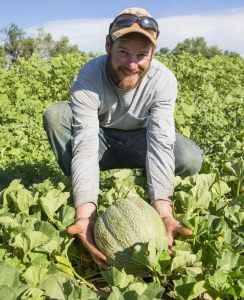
[158,37,241,58]
[0,24,80,61]
[0,52,243,299]
[156,53,244,151]
[34,28,80,59]
[172,37,222,58]
[0,23,36,61]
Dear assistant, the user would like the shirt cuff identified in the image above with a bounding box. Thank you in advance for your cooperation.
[149,187,173,202]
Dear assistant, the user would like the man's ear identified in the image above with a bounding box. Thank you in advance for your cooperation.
[152,45,156,56]
[105,35,112,54]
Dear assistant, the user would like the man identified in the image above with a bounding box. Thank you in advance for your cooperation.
[43,7,203,268]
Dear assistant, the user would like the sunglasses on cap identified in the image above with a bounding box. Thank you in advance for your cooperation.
[109,13,160,38]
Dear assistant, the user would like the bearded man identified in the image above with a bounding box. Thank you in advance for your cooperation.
[43,7,203,268]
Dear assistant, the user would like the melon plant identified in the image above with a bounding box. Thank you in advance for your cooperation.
[94,197,167,276]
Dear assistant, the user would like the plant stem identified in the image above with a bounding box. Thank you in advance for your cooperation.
[236,179,240,197]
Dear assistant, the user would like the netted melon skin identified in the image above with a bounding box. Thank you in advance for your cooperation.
[94,197,167,276]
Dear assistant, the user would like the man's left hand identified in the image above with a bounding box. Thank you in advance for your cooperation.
[152,199,192,252]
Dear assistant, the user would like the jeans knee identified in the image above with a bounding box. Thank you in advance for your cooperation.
[175,141,204,177]
[43,104,57,130]
[181,148,203,177]
[187,150,203,175]
[43,102,71,132]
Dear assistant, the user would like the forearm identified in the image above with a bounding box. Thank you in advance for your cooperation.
[146,140,175,201]
[147,74,177,202]
[72,156,100,206]
[71,81,100,207]
[71,124,100,206]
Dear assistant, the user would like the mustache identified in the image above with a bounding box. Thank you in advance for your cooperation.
[117,66,141,74]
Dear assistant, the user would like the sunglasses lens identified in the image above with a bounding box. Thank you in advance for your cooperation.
[140,17,158,31]
[115,15,137,27]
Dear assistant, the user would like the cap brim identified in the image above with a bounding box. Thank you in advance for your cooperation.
[111,23,157,47]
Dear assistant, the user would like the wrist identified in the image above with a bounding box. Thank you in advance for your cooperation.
[152,199,173,218]
[75,202,97,220]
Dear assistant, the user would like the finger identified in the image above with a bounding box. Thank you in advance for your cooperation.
[167,232,174,248]
[92,255,108,269]
[85,242,107,262]
[167,245,173,256]
[176,224,192,236]
[67,223,80,235]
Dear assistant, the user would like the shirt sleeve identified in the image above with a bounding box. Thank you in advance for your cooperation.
[70,74,100,207]
[146,72,177,202]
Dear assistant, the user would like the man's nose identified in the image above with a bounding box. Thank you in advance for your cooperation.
[126,56,138,70]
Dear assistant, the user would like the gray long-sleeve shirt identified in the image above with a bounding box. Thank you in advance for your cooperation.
[71,55,177,207]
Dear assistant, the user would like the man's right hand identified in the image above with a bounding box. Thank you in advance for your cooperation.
[67,203,107,268]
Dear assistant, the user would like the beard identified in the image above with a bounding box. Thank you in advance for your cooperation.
[106,55,150,91]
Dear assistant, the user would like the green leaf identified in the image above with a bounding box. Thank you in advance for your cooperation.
[33,220,60,238]
[40,188,69,220]
[22,266,49,287]
[174,276,206,300]
[195,173,216,189]
[173,276,196,300]
[36,239,60,254]
[2,179,35,213]
[155,251,171,276]
[224,204,244,224]
[39,274,75,300]
[171,251,197,272]
[237,279,244,297]
[181,126,191,138]
[126,282,148,295]
[0,216,20,228]
[182,103,195,117]
[20,287,45,300]
[210,181,231,199]
[191,280,206,299]
[0,261,27,297]
[190,184,212,210]
[101,266,135,289]
[225,161,244,179]
[185,266,203,277]
[55,205,75,228]
[54,255,74,277]
[0,260,21,288]
[107,287,125,300]
[0,249,6,259]
[10,231,50,253]
[75,285,99,300]
[216,249,240,271]
[0,285,16,300]
[173,240,192,252]
[208,269,229,291]
[130,241,156,271]
[143,282,165,299]
[124,292,149,300]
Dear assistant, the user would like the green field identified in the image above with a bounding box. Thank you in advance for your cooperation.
[0,53,243,299]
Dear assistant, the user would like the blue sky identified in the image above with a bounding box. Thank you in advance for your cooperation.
[1,0,244,54]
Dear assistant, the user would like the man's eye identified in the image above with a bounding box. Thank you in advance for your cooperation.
[137,53,147,59]
[119,50,128,56]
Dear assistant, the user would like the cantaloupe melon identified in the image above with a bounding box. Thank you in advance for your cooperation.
[94,197,167,276]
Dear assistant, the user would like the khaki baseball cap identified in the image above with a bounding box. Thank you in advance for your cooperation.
[109,7,158,46]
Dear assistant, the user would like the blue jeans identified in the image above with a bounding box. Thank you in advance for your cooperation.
[43,102,203,177]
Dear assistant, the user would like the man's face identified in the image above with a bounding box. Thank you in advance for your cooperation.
[106,34,154,91]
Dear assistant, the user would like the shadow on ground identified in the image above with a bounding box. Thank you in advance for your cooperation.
[0,161,67,191]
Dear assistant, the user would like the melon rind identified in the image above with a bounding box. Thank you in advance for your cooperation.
[94,197,167,276]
